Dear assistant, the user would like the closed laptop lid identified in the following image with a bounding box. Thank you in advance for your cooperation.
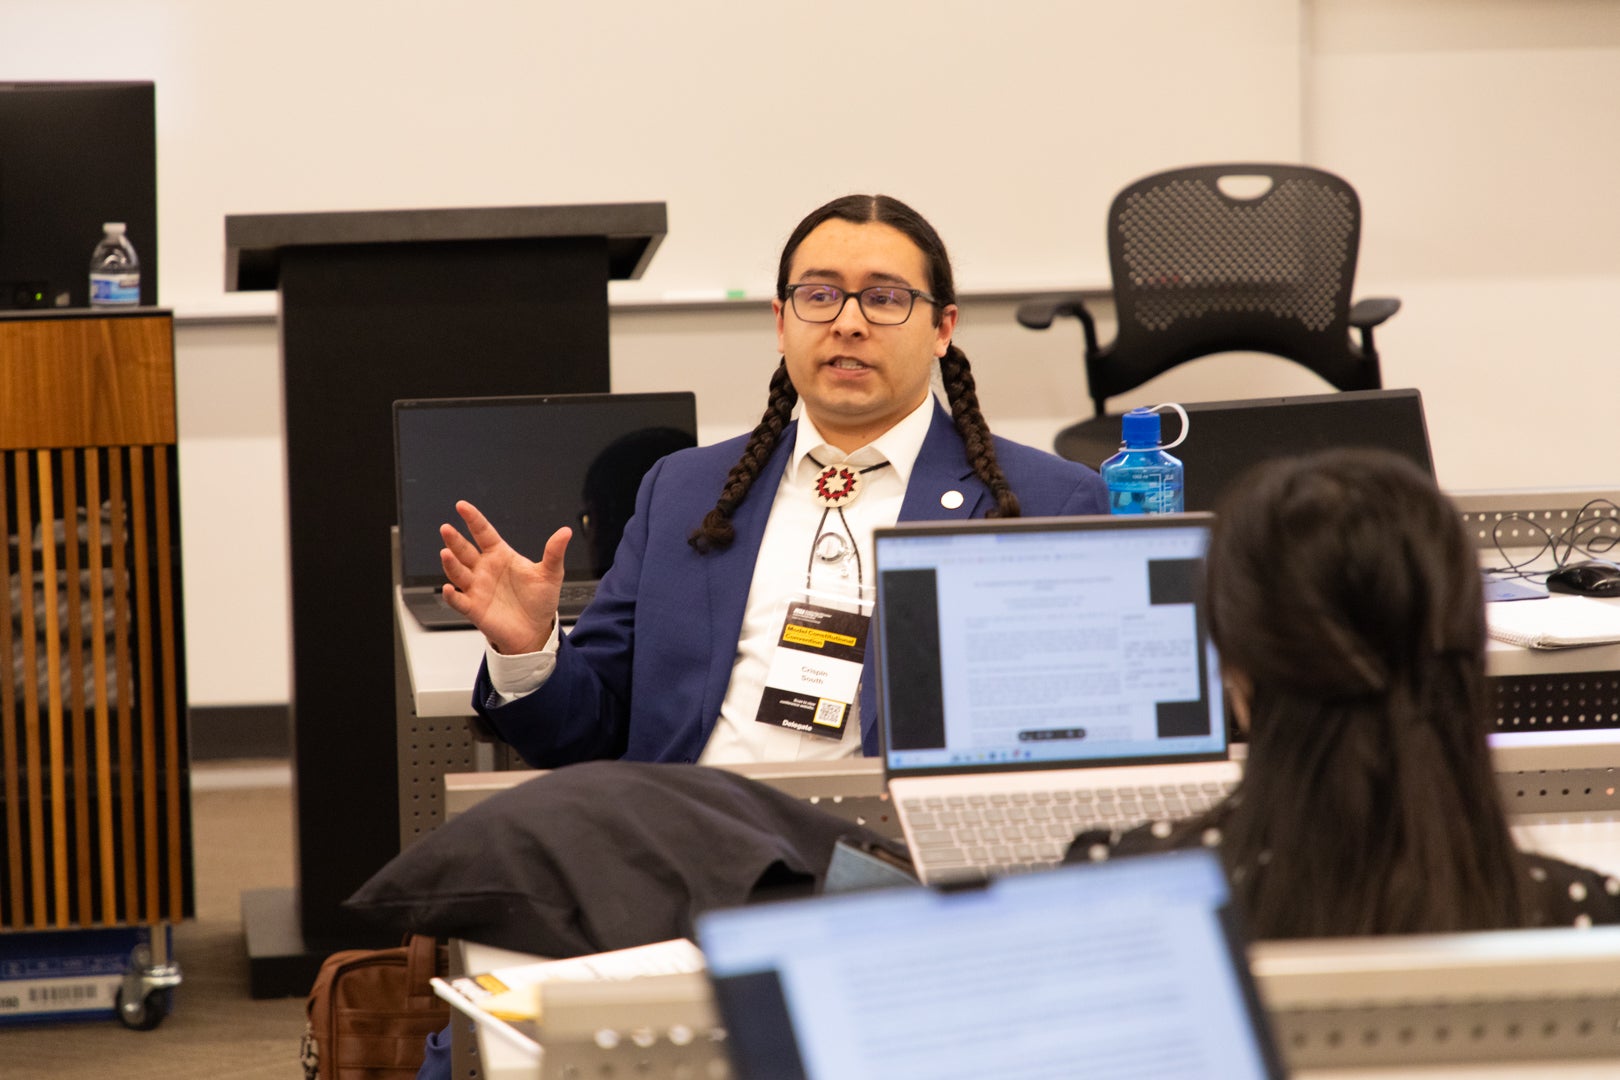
[697,847,1287,1080]
[872,513,1227,780]
[392,391,697,591]
[1170,387,1433,512]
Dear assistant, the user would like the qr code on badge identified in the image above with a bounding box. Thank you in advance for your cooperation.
[813,699,846,729]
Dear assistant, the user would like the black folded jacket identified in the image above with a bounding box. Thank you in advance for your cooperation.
[345,759,898,957]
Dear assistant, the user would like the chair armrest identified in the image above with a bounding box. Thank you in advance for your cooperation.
[1348,296,1401,368]
[1016,293,1101,355]
[1349,296,1401,329]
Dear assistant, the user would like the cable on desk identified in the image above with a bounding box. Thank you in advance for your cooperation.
[1481,499,1620,584]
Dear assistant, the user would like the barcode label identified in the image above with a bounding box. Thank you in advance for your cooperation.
[29,983,100,1003]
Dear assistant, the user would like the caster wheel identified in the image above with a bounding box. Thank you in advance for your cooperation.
[116,985,167,1031]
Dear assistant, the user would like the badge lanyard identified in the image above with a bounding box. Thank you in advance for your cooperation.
[753,455,887,741]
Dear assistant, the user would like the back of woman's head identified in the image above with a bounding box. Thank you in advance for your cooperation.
[1207,448,1483,708]
[1202,448,1528,937]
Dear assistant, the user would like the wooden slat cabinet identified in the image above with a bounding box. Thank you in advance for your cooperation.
[0,308,190,930]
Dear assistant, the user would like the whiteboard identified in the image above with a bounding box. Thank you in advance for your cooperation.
[9,0,1302,315]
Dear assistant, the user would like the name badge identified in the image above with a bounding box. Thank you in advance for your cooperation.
[754,600,869,739]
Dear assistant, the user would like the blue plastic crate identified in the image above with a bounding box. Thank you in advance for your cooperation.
[0,926,170,1026]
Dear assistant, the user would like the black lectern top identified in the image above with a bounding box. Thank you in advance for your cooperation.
[224,202,667,292]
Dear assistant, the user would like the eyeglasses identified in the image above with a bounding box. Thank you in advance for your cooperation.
[785,283,939,326]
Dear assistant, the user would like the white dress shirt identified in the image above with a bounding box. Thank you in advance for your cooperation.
[485,393,937,764]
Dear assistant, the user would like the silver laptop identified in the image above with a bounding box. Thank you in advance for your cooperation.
[698,847,1287,1080]
[872,512,1241,884]
[392,392,697,630]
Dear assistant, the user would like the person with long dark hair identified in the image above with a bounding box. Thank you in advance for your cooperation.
[439,195,1107,767]
[1068,448,1620,936]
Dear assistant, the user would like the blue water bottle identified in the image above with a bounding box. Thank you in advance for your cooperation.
[1101,404,1186,514]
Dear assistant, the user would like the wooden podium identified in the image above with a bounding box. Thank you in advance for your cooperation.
[224,204,665,996]
[0,308,191,933]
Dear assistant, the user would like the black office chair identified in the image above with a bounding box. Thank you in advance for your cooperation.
[1020,163,1402,468]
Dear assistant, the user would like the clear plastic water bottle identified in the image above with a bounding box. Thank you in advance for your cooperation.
[1101,404,1186,514]
[89,222,141,308]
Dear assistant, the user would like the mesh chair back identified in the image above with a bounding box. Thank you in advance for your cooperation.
[1093,163,1378,410]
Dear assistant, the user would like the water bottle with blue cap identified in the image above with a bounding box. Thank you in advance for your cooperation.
[1100,403,1186,514]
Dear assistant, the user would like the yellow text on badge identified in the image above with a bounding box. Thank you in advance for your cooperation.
[784,624,857,649]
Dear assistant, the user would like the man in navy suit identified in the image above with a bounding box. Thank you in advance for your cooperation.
[438,194,1107,768]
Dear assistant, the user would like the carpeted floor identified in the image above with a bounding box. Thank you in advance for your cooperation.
[0,763,311,1079]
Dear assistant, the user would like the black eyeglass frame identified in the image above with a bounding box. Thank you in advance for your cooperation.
[784,283,941,326]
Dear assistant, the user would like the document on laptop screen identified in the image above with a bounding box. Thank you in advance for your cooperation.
[699,849,1282,1080]
[876,519,1225,770]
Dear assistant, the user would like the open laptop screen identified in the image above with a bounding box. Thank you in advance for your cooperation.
[873,513,1226,776]
[393,392,697,590]
[698,847,1286,1080]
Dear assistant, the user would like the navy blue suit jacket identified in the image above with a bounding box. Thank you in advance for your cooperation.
[473,402,1107,765]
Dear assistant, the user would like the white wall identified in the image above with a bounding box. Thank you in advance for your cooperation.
[80,0,1620,710]
[173,320,290,704]
[8,0,1301,311]
[1304,0,1620,490]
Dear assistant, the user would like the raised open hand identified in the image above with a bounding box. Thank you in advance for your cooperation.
[439,500,571,655]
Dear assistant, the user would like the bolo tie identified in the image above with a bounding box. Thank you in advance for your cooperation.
[804,454,889,588]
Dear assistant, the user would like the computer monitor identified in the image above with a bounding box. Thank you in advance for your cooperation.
[0,81,158,310]
[1169,388,1434,512]
[392,392,698,628]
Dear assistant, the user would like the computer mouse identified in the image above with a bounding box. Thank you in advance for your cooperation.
[1545,559,1620,598]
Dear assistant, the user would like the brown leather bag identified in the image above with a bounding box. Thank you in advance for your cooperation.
[301,934,449,1080]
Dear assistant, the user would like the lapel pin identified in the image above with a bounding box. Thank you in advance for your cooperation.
[940,490,964,510]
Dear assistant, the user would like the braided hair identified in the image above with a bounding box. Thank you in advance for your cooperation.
[688,358,798,553]
[939,343,1020,521]
[689,194,1018,552]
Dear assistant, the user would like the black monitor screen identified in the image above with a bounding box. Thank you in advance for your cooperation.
[393,392,699,588]
[1168,388,1434,512]
[0,81,158,310]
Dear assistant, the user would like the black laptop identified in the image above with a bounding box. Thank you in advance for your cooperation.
[393,392,698,630]
[1162,387,1434,511]
[697,847,1288,1079]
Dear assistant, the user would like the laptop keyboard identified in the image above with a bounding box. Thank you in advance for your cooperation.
[406,580,599,630]
[901,780,1236,879]
[557,582,596,616]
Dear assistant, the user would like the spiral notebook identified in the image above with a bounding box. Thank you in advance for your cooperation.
[1486,595,1620,649]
